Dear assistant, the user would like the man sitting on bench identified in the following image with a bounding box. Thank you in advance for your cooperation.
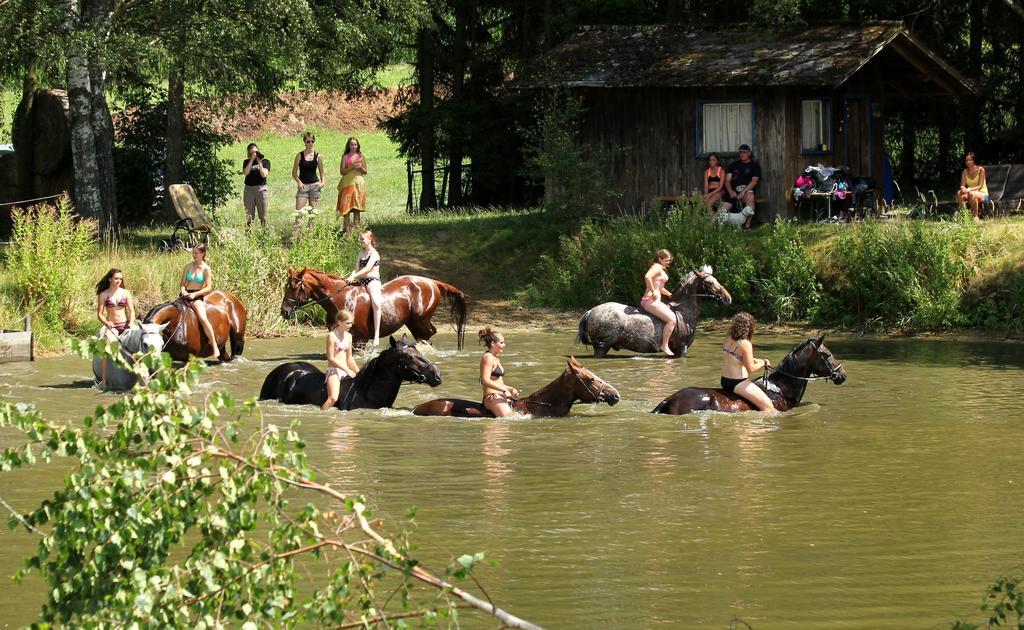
[719,143,761,229]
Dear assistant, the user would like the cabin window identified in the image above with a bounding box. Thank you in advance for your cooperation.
[698,101,754,156]
[801,99,832,153]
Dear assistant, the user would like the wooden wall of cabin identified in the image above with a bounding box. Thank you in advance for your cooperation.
[783,68,886,218]
[575,87,791,220]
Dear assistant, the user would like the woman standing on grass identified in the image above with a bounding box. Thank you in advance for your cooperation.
[640,249,677,357]
[322,310,360,410]
[337,137,368,236]
[346,230,382,347]
[95,268,136,387]
[479,327,520,418]
[720,312,775,413]
[292,131,325,227]
[179,244,220,361]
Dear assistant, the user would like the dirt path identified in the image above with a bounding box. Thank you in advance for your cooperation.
[377,227,579,333]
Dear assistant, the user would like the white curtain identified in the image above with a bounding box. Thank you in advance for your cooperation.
[702,103,753,154]
[801,100,828,151]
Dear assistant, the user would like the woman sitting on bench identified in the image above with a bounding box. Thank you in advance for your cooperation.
[957,151,988,222]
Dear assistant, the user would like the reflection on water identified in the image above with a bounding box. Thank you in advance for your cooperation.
[1,330,1023,627]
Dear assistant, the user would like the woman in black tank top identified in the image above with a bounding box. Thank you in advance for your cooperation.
[702,153,725,216]
[292,131,325,224]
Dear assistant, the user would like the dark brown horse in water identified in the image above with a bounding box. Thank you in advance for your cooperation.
[279,267,468,349]
[413,357,620,417]
[651,335,846,415]
[143,291,248,361]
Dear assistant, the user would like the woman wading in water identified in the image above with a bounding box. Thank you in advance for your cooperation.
[479,327,520,418]
[720,312,775,413]
[95,268,136,387]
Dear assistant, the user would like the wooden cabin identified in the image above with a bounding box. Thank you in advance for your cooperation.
[521,22,974,218]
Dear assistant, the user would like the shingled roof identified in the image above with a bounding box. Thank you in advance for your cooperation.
[520,21,973,94]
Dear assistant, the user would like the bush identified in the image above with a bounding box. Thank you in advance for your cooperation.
[524,199,755,314]
[822,209,981,329]
[3,198,96,336]
[753,219,821,321]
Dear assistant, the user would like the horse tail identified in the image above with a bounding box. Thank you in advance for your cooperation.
[577,310,592,345]
[435,281,468,350]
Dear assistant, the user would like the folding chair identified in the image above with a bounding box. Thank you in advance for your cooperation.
[163,184,215,250]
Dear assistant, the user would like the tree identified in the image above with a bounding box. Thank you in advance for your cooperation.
[0,342,539,628]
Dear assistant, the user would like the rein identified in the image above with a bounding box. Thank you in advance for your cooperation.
[762,362,844,383]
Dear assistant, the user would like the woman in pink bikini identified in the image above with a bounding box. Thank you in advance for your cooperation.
[95,268,136,386]
[641,249,676,357]
[322,310,360,410]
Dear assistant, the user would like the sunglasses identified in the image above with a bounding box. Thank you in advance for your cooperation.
[305,139,315,144]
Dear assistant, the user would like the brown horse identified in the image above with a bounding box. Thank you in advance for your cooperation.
[279,267,468,349]
[651,336,846,415]
[143,291,248,362]
[412,357,620,417]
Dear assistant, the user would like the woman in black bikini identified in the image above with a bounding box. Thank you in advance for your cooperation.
[479,327,520,417]
[720,312,775,413]
[95,268,136,387]
[346,230,382,346]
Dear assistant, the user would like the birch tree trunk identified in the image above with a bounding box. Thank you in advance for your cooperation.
[65,0,104,227]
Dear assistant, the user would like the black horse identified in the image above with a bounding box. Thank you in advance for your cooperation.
[652,335,847,415]
[577,266,732,358]
[259,336,441,410]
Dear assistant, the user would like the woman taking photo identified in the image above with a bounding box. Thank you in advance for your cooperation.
[479,327,520,418]
[322,310,360,410]
[346,230,383,347]
[95,268,136,387]
[291,131,325,227]
[337,136,368,236]
[243,142,270,227]
[720,312,775,413]
[641,249,676,357]
[702,153,725,215]
[180,244,220,361]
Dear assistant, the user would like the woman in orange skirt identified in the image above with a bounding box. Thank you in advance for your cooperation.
[337,136,368,235]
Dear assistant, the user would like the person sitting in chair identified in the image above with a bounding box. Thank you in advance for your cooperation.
[719,144,761,229]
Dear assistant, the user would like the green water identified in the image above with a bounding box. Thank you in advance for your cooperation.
[1,330,1022,627]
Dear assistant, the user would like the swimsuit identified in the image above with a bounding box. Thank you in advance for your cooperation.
[721,343,747,392]
[185,266,205,283]
[104,293,128,307]
[325,334,352,381]
[354,254,381,286]
[706,166,723,190]
[490,364,504,378]
[720,376,745,392]
[641,269,669,306]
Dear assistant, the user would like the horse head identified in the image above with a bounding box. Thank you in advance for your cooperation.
[281,267,314,320]
[671,265,732,306]
[386,334,442,386]
[121,322,169,355]
[566,356,619,405]
[807,335,846,384]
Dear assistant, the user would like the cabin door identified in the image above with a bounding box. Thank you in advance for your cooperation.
[843,96,872,177]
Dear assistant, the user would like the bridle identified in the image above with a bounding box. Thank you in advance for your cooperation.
[282,276,350,313]
[763,341,844,383]
[571,367,614,403]
[677,272,729,302]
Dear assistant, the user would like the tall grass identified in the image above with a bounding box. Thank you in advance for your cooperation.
[4,199,97,345]
[821,209,981,329]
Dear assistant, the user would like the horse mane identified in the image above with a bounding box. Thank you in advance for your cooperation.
[773,338,812,377]
[303,268,348,285]
[350,343,402,389]
[143,300,189,346]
